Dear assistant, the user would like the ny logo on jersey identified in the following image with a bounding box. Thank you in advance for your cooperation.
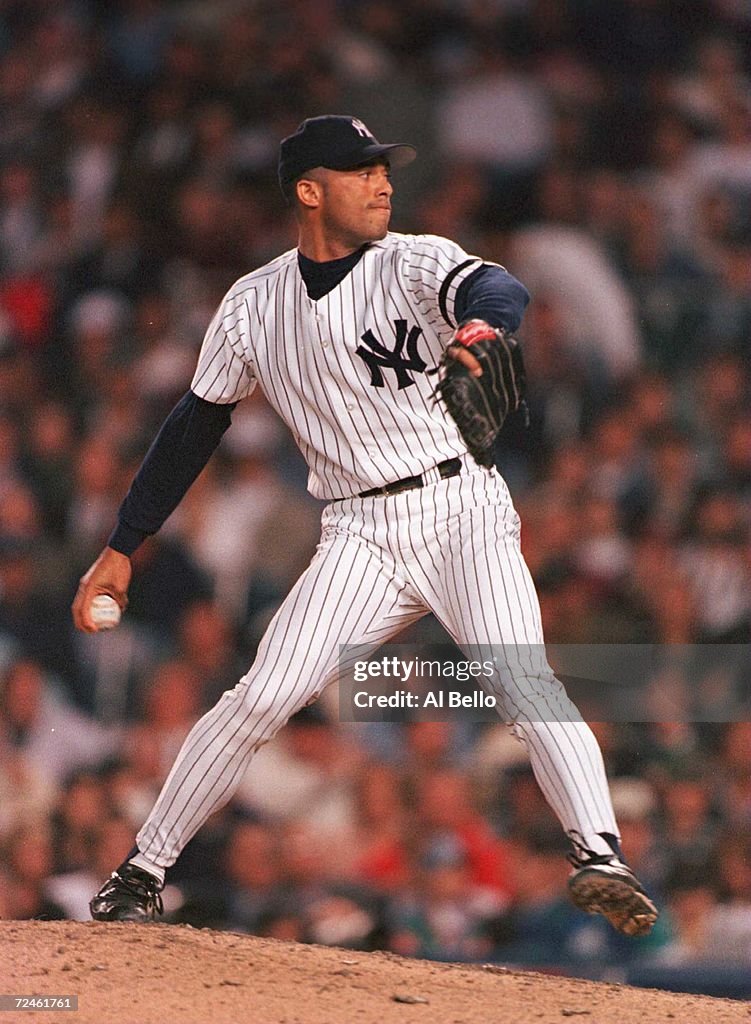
[356,319,427,389]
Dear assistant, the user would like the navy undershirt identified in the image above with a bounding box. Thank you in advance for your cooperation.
[298,247,365,300]
[109,252,529,555]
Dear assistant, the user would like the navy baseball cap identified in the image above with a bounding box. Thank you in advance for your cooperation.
[278,115,416,196]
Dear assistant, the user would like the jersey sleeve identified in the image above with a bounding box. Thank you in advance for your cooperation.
[191,289,256,404]
[402,234,500,331]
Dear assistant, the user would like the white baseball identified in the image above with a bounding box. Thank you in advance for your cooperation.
[90,594,122,630]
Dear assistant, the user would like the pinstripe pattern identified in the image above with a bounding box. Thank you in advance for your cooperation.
[396,467,617,839]
[137,530,426,864]
[135,231,621,872]
[137,463,617,867]
[190,234,484,499]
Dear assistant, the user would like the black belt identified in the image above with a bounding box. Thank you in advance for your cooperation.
[358,458,462,498]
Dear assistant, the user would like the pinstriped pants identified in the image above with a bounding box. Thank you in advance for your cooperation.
[137,464,618,867]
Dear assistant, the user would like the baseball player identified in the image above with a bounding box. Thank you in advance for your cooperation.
[74,116,657,937]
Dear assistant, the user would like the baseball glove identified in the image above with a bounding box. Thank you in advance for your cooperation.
[434,319,526,468]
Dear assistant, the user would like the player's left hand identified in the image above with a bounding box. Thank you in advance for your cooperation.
[72,546,132,633]
[444,342,483,377]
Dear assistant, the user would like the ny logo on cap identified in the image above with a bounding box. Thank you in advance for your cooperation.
[351,118,373,140]
[356,319,427,389]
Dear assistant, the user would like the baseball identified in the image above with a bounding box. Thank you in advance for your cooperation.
[90,594,122,630]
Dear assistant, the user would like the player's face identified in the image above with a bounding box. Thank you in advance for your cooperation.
[318,159,393,249]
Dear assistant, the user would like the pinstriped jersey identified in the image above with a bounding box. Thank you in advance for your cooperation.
[191,232,494,499]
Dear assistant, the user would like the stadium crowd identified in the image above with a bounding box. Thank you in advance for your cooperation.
[0,0,750,982]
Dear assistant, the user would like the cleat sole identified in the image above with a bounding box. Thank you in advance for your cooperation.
[569,869,658,937]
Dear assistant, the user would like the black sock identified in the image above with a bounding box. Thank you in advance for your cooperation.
[567,830,624,862]
[599,832,625,861]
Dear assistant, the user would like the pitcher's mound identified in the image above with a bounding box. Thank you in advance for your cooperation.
[0,920,746,1024]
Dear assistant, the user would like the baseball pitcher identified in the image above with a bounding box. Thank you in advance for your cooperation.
[73,116,657,938]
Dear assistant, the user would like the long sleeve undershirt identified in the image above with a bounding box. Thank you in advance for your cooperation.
[455,263,530,333]
[108,392,235,554]
[108,261,529,556]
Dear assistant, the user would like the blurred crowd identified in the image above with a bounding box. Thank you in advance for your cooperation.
[0,0,750,980]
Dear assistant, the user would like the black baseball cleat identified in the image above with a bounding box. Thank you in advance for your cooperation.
[90,863,164,922]
[568,854,658,937]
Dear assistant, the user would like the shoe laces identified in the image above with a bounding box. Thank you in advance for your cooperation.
[116,868,164,916]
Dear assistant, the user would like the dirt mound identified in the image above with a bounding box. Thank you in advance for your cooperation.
[0,920,746,1024]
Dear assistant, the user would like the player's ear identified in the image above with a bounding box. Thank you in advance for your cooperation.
[296,174,324,210]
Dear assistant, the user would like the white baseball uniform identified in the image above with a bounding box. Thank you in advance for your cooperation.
[134,232,618,870]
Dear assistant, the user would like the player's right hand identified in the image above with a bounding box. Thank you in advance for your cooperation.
[72,546,132,633]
